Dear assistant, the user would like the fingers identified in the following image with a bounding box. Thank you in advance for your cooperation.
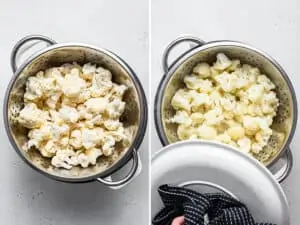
[171,216,184,225]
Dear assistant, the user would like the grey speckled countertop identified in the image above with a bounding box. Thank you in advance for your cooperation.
[151,0,300,224]
[0,0,149,224]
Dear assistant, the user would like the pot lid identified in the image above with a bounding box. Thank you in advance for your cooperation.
[151,140,289,225]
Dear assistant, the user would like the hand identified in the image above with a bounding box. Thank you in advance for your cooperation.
[171,216,184,225]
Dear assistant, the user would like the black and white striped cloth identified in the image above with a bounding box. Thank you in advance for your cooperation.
[152,184,276,225]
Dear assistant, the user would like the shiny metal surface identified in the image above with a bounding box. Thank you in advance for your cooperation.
[178,180,238,199]
[4,35,148,185]
[155,36,297,181]
[151,140,290,224]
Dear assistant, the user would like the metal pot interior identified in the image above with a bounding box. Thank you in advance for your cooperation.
[161,43,296,166]
[6,45,142,180]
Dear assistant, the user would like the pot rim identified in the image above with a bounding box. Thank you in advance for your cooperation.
[4,42,148,183]
[154,39,298,168]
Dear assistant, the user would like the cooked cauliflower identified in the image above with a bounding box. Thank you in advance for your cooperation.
[18,63,131,169]
[18,103,50,129]
[168,53,280,159]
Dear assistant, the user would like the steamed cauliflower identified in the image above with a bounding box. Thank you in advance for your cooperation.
[18,63,131,169]
[169,53,280,159]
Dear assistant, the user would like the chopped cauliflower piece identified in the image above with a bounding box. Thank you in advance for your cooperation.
[193,63,211,77]
[213,53,232,70]
[90,68,113,97]
[197,125,217,140]
[171,89,192,112]
[106,99,126,119]
[59,105,79,123]
[57,69,86,98]
[237,137,252,153]
[84,97,109,114]
[168,111,192,125]
[18,103,50,129]
[184,76,213,93]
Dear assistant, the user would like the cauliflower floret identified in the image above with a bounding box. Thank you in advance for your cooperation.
[110,84,128,100]
[40,139,68,157]
[209,90,222,107]
[84,97,109,114]
[24,71,59,102]
[28,124,52,142]
[190,112,204,124]
[49,110,64,124]
[108,126,130,143]
[203,108,224,126]
[248,104,263,116]
[106,99,126,119]
[243,116,260,135]
[252,142,264,154]
[257,75,275,91]
[261,91,279,114]
[77,148,103,167]
[59,105,79,123]
[190,92,211,111]
[86,115,103,128]
[197,125,217,140]
[103,119,122,131]
[18,103,49,128]
[177,125,197,140]
[184,76,213,93]
[213,53,232,71]
[193,63,211,77]
[49,123,70,141]
[69,129,83,149]
[255,129,272,146]
[77,104,93,120]
[82,128,104,149]
[171,89,192,112]
[227,126,245,141]
[51,148,76,169]
[237,137,252,153]
[247,84,264,103]
[102,135,116,156]
[168,111,192,125]
[82,63,97,80]
[90,68,113,97]
[220,93,236,111]
[57,68,86,98]
[46,93,61,109]
[226,60,241,72]
[215,72,237,92]
[216,132,232,144]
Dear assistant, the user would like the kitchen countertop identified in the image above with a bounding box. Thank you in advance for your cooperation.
[151,0,300,224]
[0,1,149,225]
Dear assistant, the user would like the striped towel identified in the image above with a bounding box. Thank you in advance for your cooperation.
[152,184,276,225]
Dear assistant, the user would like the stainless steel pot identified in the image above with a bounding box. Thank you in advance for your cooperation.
[4,35,147,188]
[154,36,297,183]
[151,141,290,224]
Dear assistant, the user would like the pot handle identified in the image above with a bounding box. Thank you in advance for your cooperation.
[272,148,293,183]
[96,148,141,189]
[162,36,205,73]
[10,35,57,73]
